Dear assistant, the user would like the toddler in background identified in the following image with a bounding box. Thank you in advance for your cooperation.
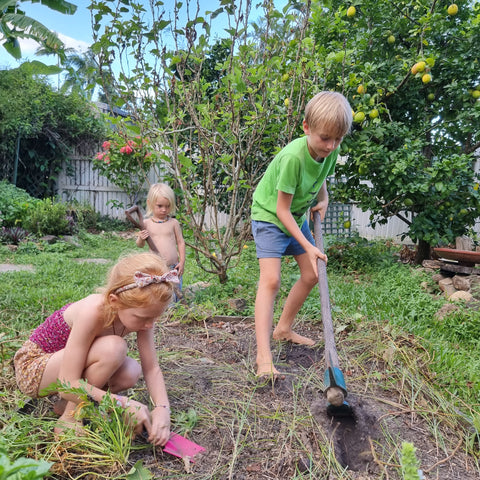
[136,183,186,290]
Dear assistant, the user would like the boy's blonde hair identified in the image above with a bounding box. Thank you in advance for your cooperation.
[101,252,173,326]
[146,183,176,216]
[304,91,353,138]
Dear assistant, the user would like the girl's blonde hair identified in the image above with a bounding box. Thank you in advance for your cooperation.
[146,183,176,216]
[101,252,174,326]
[304,91,353,138]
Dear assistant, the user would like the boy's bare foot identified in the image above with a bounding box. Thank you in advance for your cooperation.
[272,329,316,346]
[255,362,285,380]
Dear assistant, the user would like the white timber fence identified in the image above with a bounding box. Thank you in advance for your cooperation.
[57,150,480,241]
[57,144,157,219]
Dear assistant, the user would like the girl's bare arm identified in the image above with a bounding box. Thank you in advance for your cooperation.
[137,329,171,445]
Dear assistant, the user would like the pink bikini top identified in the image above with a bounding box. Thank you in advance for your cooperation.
[30,303,72,353]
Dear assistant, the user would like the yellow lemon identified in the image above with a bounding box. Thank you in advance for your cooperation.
[447,4,458,16]
[357,84,366,94]
[387,35,395,44]
[416,61,426,72]
[369,109,379,119]
[472,90,480,99]
[284,98,290,107]
[411,61,426,75]
[347,6,356,18]
[353,111,365,123]
[422,73,432,84]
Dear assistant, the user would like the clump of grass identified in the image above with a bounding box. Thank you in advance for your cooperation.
[41,382,136,478]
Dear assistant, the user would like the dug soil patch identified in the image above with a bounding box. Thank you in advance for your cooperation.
[124,316,477,479]
[14,315,477,479]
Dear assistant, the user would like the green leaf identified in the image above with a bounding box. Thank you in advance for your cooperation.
[126,460,153,479]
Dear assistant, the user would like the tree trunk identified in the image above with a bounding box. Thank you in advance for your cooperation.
[415,239,431,264]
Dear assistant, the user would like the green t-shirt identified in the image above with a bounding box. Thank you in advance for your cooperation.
[251,136,338,235]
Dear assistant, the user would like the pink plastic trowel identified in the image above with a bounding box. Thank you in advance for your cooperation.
[163,433,205,461]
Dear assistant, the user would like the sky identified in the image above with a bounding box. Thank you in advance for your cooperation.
[0,0,282,70]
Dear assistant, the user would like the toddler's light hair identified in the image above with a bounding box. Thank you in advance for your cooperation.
[304,91,353,139]
[146,183,176,216]
[100,252,173,326]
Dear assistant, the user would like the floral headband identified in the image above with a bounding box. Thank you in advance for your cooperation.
[115,270,179,294]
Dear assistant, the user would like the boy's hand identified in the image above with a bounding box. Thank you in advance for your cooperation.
[307,245,327,277]
[311,200,328,221]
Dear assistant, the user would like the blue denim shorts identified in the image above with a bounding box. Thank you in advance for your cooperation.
[251,220,314,258]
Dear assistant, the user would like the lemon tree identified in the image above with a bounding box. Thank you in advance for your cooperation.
[311,0,480,262]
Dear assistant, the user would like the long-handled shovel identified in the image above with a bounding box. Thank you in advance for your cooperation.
[313,211,353,417]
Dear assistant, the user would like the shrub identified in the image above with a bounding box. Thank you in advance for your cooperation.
[66,201,100,231]
[0,226,31,245]
[23,198,77,236]
[0,180,38,227]
[325,233,399,273]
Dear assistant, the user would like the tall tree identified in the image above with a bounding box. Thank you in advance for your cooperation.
[0,0,76,60]
[310,0,480,262]
[60,49,99,99]
[0,67,106,197]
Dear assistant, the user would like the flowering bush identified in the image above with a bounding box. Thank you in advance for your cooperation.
[93,134,156,202]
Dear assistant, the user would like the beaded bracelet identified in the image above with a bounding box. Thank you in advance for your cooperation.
[153,404,170,412]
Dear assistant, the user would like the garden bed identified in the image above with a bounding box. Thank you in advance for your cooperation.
[11,313,478,479]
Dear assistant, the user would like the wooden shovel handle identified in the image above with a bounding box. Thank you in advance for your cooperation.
[313,211,340,369]
[125,205,159,254]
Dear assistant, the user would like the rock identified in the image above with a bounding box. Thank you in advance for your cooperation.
[452,275,470,292]
[456,235,473,251]
[62,235,82,248]
[432,273,446,283]
[40,235,57,244]
[449,291,473,302]
[227,298,247,312]
[183,281,211,299]
[438,278,456,297]
[0,263,35,273]
[74,258,110,264]
[470,276,480,287]
[422,259,443,270]
[434,303,459,321]
[438,277,453,288]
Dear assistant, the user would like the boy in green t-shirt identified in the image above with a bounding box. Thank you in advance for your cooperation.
[251,91,353,378]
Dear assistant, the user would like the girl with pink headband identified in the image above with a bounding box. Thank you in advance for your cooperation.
[14,252,178,445]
